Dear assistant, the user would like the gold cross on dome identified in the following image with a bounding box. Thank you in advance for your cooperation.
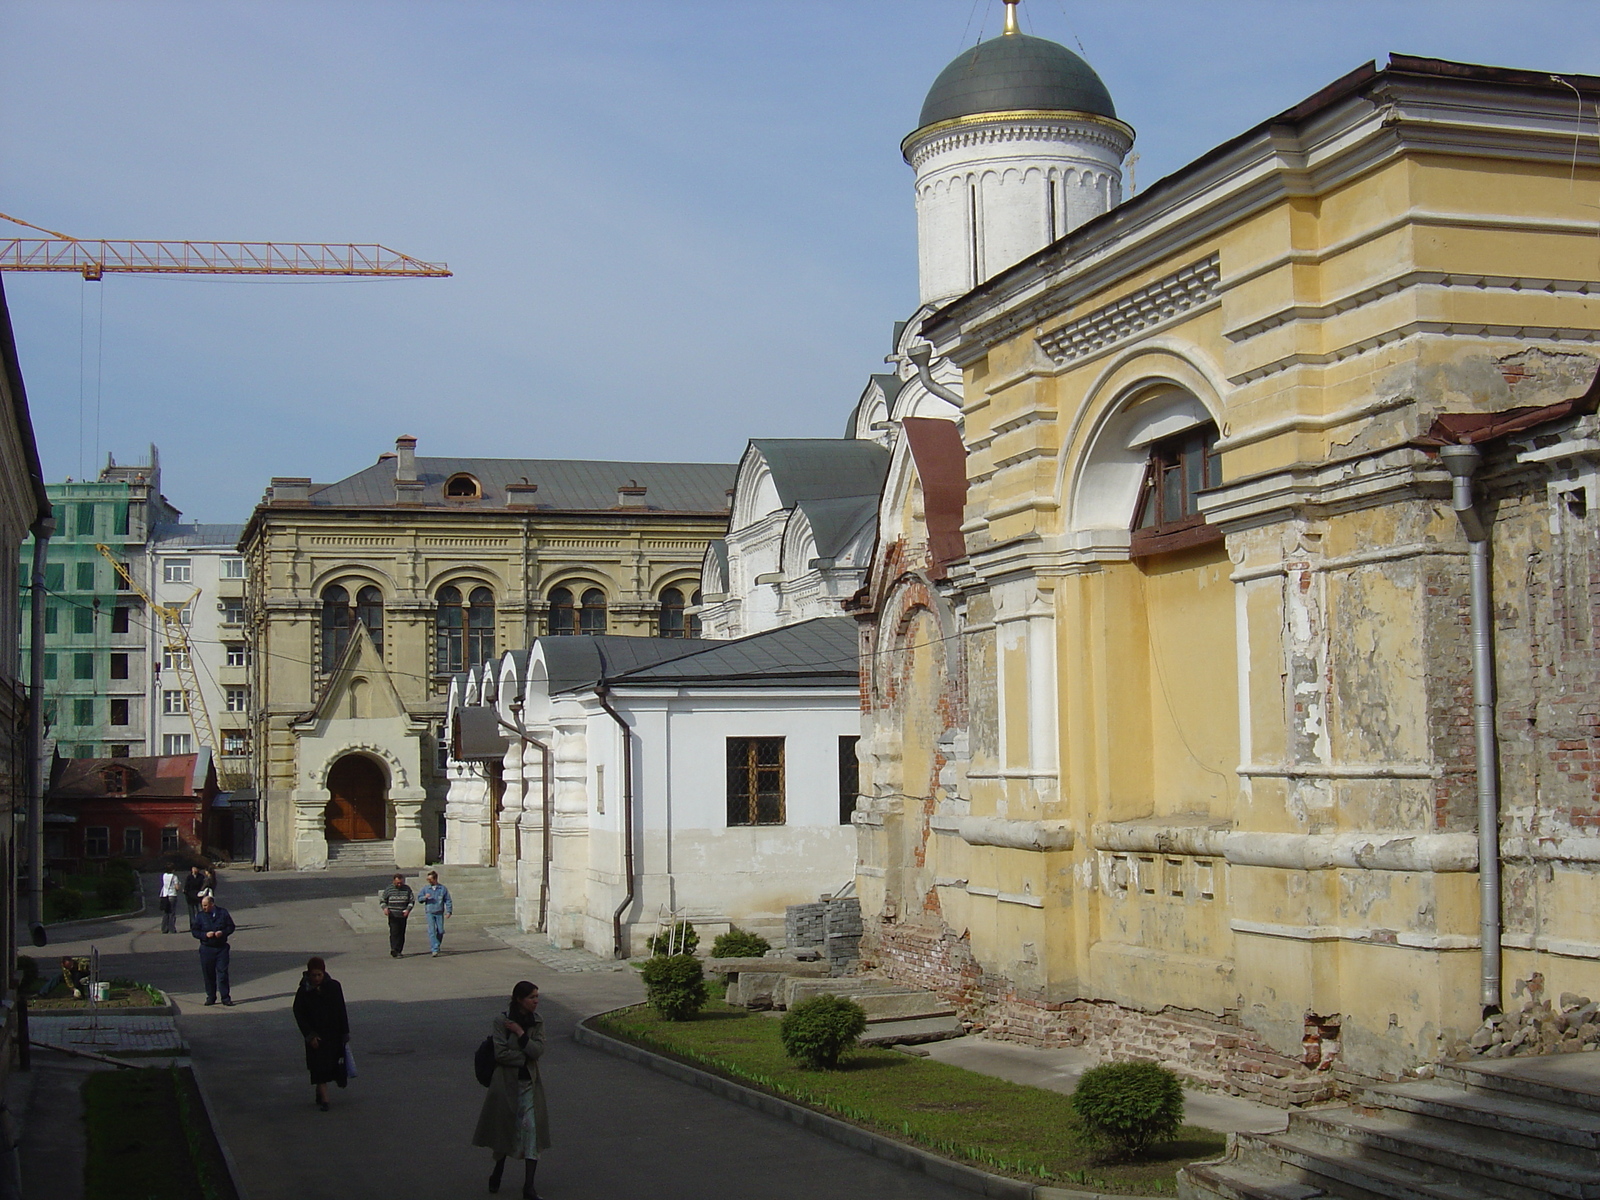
[1003,0,1020,36]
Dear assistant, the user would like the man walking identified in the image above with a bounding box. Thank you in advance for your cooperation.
[182,865,206,925]
[191,893,236,1006]
[417,870,453,957]
[379,873,415,958]
[159,865,182,934]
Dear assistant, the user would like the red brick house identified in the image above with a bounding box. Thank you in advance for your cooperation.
[46,750,223,868]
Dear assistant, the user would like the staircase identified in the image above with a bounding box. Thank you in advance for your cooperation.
[1180,1053,1600,1200]
[430,865,516,927]
[327,840,396,869]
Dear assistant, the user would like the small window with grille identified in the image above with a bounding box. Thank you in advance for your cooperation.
[726,737,785,826]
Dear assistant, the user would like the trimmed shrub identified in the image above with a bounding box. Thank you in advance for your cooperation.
[102,857,138,881]
[711,927,771,959]
[639,953,707,1021]
[1070,1061,1185,1158]
[779,993,868,1069]
[96,875,134,911]
[45,889,85,922]
[646,921,699,957]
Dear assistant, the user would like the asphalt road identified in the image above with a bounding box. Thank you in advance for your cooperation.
[48,868,972,1200]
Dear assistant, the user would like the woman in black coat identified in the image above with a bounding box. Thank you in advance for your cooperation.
[292,956,349,1111]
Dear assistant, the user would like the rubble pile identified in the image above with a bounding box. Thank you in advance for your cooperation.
[1463,972,1600,1058]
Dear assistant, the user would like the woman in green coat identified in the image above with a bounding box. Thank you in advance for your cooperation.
[473,981,550,1198]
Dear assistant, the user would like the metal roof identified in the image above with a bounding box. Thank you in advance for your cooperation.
[748,440,889,508]
[605,617,860,689]
[541,636,714,696]
[306,457,735,513]
[151,522,246,548]
[794,495,878,562]
[916,33,1116,131]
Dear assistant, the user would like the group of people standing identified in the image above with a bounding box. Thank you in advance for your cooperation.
[157,863,218,934]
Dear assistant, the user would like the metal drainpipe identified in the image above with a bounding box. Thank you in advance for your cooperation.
[906,344,964,407]
[596,687,635,959]
[1439,442,1502,1016]
[26,513,55,946]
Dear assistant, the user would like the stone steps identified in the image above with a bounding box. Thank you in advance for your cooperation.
[429,866,515,927]
[1181,1053,1600,1200]
[326,839,395,868]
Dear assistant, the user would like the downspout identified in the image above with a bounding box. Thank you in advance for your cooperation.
[26,512,55,946]
[497,703,554,934]
[906,344,964,407]
[596,686,634,959]
[1439,442,1501,1016]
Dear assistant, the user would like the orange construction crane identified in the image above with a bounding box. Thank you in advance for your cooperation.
[0,211,449,280]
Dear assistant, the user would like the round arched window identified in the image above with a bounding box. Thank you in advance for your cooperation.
[580,588,607,636]
[547,587,575,636]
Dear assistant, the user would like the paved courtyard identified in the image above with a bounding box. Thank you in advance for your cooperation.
[42,867,973,1200]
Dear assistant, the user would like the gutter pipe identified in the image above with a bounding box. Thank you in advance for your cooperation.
[596,686,635,959]
[906,344,964,407]
[496,703,554,934]
[1439,442,1501,1016]
[26,513,54,946]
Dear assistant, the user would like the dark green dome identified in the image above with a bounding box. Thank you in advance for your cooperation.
[916,33,1116,131]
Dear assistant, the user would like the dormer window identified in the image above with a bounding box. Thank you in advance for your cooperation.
[100,764,133,795]
[1131,424,1223,557]
[445,474,481,500]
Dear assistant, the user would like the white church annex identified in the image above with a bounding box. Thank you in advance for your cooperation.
[441,0,1132,955]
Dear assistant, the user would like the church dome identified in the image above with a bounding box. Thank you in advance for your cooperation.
[916,33,1116,132]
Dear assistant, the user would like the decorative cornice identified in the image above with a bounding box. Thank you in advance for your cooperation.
[1037,254,1221,365]
[903,108,1134,167]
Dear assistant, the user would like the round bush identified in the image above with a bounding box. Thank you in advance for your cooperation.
[96,875,133,911]
[779,993,868,1070]
[1070,1061,1185,1158]
[45,889,85,922]
[646,921,699,957]
[102,857,137,881]
[639,952,707,1021]
[711,927,771,959]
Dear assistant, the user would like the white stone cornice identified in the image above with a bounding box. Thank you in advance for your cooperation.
[902,109,1134,167]
[1037,254,1221,365]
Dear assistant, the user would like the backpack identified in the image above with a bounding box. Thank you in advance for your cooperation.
[474,1036,495,1087]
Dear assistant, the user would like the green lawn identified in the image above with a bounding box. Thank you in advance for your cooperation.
[593,996,1225,1195]
[84,1068,237,1200]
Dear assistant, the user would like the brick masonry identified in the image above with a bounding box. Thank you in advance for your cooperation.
[863,919,1340,1106]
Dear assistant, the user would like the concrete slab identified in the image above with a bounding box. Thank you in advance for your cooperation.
[923,1036,1289,1136]
[859,1016,965,1046]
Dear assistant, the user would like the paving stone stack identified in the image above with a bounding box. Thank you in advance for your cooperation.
[785,902,827,950]
[784,895,862,976]
[1179,1053,1600,1200]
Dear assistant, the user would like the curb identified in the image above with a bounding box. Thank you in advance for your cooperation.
[575,1016,1167,1200]
[188,1057,249,1200]
[42,888,146,930]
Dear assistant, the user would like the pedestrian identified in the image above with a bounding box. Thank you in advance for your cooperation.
[378,872,415,958]
[292,956,349,1112]
[191,893,235,1006]
[158,864,182,934]
[473,981,549,1198]
[182,865,205,925]
[204,864,220,897]
[417,870,453,957]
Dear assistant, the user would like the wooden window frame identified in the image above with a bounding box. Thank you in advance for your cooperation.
[579,588,607,636]
[546,587,576,636]
[84,826,110,857]
[1130,423,1224,558]
[658,587,687,638]
[726,736,786,826]
[444,473,482,500]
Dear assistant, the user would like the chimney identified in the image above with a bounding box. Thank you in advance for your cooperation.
[617,481,648,508]
[395,435,417,482]
[505,481,539,508]
[270,477,312,505]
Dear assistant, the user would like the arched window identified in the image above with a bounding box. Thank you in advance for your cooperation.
[356,586,384,652]
[659,587,686,638]
[580,588,607,636]
[467,588,494,663]
[436,585,463,673]
[321,584,351,672]
[444,473,481,499]
[1131,423,1222,557]
[547,587,575,636]
[688,588,702,638]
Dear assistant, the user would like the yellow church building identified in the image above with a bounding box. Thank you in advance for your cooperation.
[240,435,732,869]
[857,50,1600,1097]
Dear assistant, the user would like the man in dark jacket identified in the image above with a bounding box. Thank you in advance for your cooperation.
[379,873,415,958]
[191,894,236,1006]
[182,865,206,924]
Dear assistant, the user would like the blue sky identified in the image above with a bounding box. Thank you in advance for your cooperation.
[5,1,1600,522]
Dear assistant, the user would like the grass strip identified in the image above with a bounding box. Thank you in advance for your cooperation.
[593,998,1224,1195]
[83,1067,238,1200]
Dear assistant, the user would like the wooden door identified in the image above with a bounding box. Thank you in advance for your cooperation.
[325,755,387,841]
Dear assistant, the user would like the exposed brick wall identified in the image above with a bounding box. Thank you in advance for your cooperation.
[864,918,1339,1105]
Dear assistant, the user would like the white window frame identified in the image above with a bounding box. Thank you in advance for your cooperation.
[162,689,189,715]
[225,687,249,713]
[220,557,245,579]
[162,732,192,755]
[225,643,250,667]
[163,558,192,584]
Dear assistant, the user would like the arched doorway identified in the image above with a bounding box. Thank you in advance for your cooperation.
[325,754,388,842]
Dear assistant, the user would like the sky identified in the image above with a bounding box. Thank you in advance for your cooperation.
[5,0,1600,523]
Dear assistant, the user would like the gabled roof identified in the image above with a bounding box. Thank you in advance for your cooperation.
[305,456,735,513]
[747,440,890,509]
[49,751,218,801]
[604,617,859,689]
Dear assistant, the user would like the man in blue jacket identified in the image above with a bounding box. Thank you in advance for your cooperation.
[191,893,236,1006]
[417,870,453,957]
